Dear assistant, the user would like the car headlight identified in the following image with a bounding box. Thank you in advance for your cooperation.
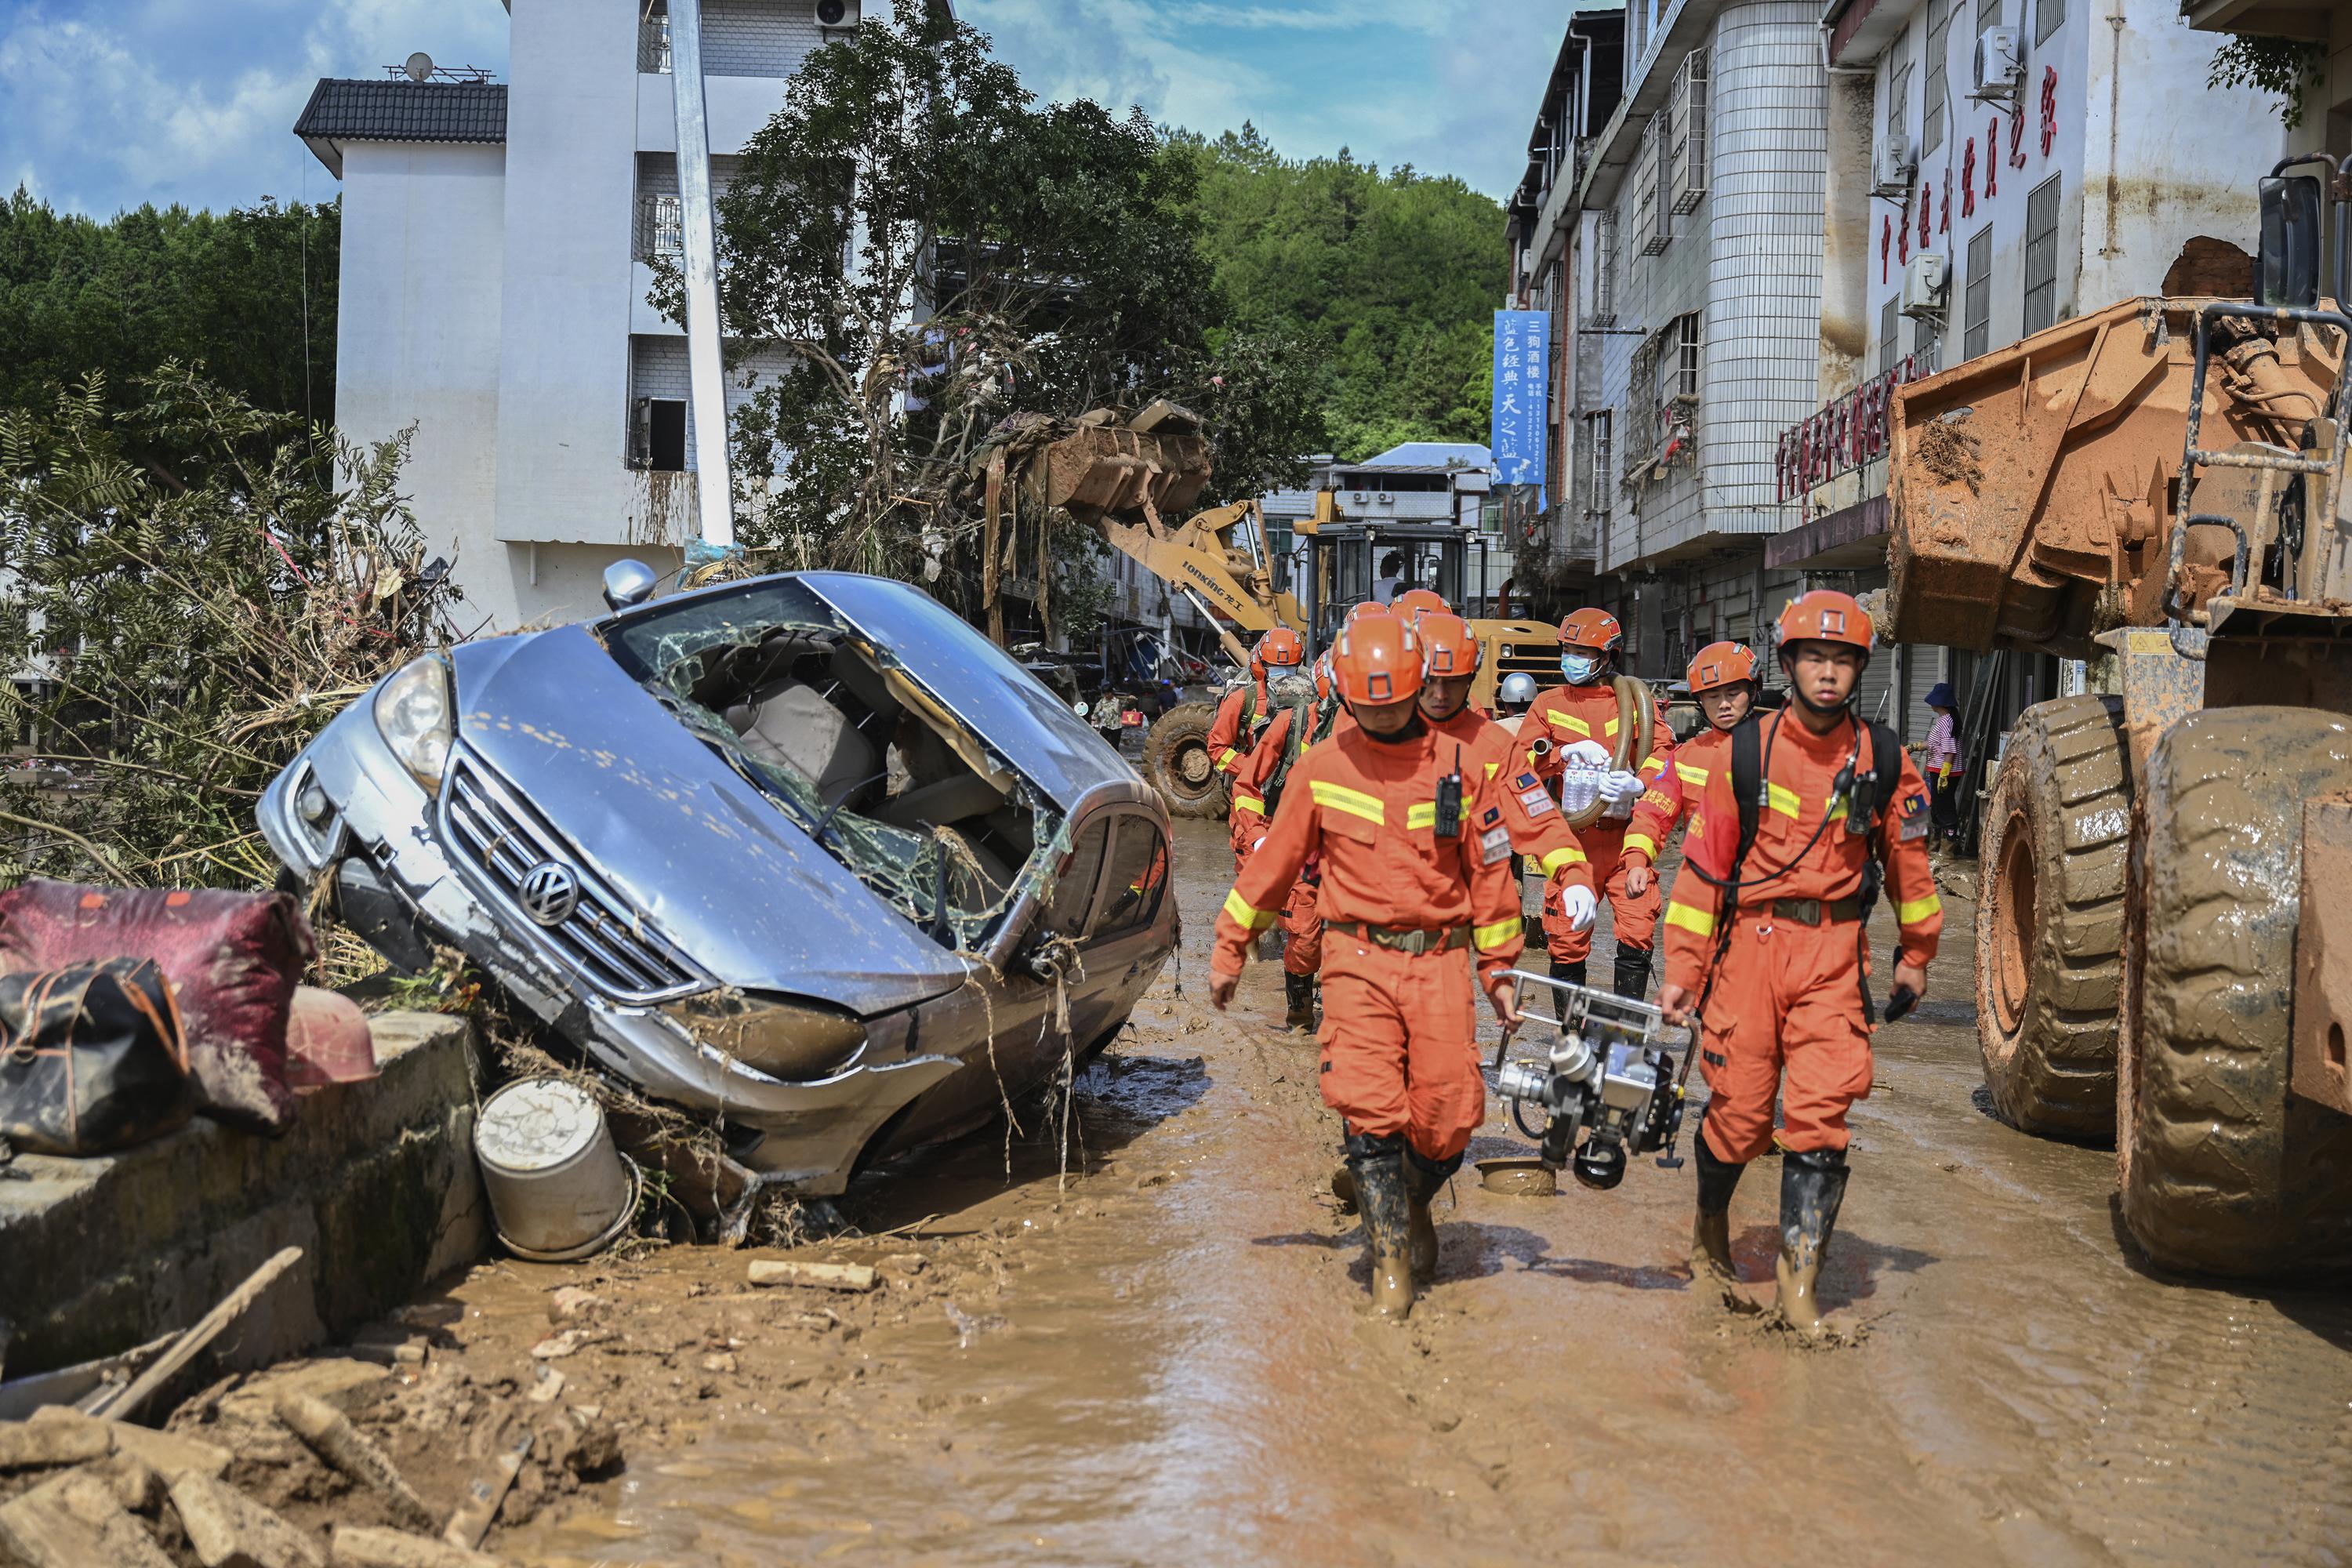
[373,655,455,789]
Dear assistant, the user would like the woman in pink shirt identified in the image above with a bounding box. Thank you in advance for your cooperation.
[1923,681,1964,849]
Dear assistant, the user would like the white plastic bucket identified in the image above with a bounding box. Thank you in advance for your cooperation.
[474,1078,638,1262]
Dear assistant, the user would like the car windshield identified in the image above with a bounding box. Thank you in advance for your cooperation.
[601,579,1064,950]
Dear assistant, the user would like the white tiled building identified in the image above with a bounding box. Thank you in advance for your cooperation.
[296,1,858,632]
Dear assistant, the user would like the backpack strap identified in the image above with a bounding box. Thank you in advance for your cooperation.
[1849,718,1904,1025]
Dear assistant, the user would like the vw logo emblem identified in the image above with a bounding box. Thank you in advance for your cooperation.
[517,861,581,927]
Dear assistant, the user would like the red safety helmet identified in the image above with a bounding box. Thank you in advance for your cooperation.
[1776,590,1874,651]
[1686,641,1759,694]
[1393,587,1450,623]
[1417,612,1483,677]
[1313,650,1334,703]
[1333,615,1425,706]
[1258,626,1306,670]
[1343,601,1394,630]
[1559,607,1624,652]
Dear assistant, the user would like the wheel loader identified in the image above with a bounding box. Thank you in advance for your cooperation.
[1884,157,2352,1280]
[989,405,1562,821]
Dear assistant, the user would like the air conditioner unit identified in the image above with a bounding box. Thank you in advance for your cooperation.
[1871,135,1915,198]
[1901,252,1948,319]
[1352,491,1369,503]
[1971,26,2024,102]
[1377,493,1396,504]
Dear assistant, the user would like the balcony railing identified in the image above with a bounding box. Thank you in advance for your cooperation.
[1773,343,1940,503]
[636,193,683,261]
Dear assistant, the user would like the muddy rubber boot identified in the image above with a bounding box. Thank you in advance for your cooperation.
[1283,973,1317,1033]
[1774,1146,1850,1335]
[1690,1123,1744,1293]
[1345,1132,1416,1320]
[1548,956,1586,1022]
[1402,1147,1461,1285]
[1612,945,1653,1001]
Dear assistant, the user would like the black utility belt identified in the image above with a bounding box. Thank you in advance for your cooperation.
[1747,896,1863,927]
[1324,921,1469,955]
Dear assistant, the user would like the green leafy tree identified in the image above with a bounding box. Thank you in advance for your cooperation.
[654,0,1322,633]
[0,191,339,429]
[1168,126,1508,460]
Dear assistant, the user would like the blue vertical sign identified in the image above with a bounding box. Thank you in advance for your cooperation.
[1490,310,1548,497]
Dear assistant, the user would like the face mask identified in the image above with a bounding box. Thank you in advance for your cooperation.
[1561,652,1606,685]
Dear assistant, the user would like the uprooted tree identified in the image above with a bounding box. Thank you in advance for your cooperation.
[0,365,462,896]
[657,0,1323,643]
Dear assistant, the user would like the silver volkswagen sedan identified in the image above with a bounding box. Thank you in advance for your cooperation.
[260,568,1178,1196]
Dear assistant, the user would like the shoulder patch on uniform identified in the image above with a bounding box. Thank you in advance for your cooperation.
[1512,771,1541,792]
[1903,792,1926,816]
[1482,805,1502,826]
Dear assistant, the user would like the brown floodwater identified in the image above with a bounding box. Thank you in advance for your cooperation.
[485,819,2352,1568]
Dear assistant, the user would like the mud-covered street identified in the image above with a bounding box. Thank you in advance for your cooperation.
[298,821,2350,1568]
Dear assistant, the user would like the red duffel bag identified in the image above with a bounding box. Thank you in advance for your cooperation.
[0,880,318,1134]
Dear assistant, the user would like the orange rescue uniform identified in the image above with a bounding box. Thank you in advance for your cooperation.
[1230,700,1338,978]
[1214,724,1526,1163]
[1425,706,1595,895]
[1623,723,1737,868]
[1523,683,1675,961]
[1660,711,1944,1160]
[1207,676,1272,863]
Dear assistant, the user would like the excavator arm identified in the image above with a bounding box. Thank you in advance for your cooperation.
[1099,500,1308,670]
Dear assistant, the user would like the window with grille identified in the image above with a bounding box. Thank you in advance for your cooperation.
[1668,50,1709,215]
[1669,312,1700,398]
[2035,0,2061,45]
[1880,296,1900,376]
[1964,224,1993,358]
[1887,60,1911,138]
[1586,411,1613,513]
[1636,116,1669,255]
[1922,0,1951,157]
[1592,209,1619,324]
[2024,173,2061,334]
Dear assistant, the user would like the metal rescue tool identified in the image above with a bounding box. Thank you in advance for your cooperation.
[1490,971,1693,1191]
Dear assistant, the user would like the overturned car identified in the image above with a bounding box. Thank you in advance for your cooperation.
[260,567,1178,1195]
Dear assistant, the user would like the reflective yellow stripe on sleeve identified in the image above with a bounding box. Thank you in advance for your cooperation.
[1232,793,1266,815]
[1767,782,1802,818]
[1664,901,1716,937]
[1473,916,1523,950]
[1406,802,1437,829]
[1622,833,1659,859]
[1604,718,1621,737]
[1896,891,1944,925]
[1308,779,1386,825]
[1642,754,1665,773]
[1215,747,1239,770]
[1537,846,1587,875]
[1547,710,1592,736]
[1223,888,1277,931]
[1676,762,1710,788]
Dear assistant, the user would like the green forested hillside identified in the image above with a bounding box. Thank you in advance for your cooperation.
[1169,125,1507,462]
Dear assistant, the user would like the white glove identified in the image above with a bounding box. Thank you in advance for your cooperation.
[1559,884,1598,933]
[1599,769,1644,804]
[1559,764,1601,817]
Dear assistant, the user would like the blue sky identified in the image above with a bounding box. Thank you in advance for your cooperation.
[0,0,1568,218]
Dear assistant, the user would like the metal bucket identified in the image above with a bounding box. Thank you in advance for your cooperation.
[474,1078,639,1262]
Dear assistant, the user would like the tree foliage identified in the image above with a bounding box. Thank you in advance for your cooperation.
[0,367,459,891]
[1169,126,1508,461]
[0,190,339,428]
[658,0,1322,633]
[2208,35,2327,130]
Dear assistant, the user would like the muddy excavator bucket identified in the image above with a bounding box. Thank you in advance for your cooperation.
[1021,402,1214,527]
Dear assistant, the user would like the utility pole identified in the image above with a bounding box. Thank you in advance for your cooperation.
[668,0,735,550]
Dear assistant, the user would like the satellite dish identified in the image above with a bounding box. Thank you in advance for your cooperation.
[404,52,434,82]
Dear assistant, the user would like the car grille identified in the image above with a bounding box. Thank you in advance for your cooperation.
[440,754,703,1005]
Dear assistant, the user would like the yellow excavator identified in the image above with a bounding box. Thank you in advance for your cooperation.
[984,404,1563,818]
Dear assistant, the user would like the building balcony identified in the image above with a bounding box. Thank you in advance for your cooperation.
[1772,343,1940,509]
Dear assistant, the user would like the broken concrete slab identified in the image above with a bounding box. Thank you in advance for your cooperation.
[747,1259,877,1293]
[219,1359,392,1426]
[330,1525,509,1567]
[0,1013,486,1381]
[27,1404,230,1481]
[0,1468,176,1568]
[276,1392,434,1531]
[0,1410,113,1470]
[169,1472,325,1568]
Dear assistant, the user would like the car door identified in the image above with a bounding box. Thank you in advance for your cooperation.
[1067,808,1174,1051]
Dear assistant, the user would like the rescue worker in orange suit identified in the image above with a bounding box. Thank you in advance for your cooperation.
[1208,615,1529,1321]
[1206,627,1306,870]
[1621,642,1760,902]
[1656,592,1943,1335]
[1229,664,1341,1029]
[1523,608,1675,999]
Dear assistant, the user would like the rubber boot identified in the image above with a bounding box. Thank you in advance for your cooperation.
[1690,1122,1744,1294]
[1775,1146,1850,1336]
[1612,945,1653,1002]
[1283,973,1317,1033]
[1402,1146,1461,1285]
[1548,956,1586,1022]
[1344,1131,1416,1319]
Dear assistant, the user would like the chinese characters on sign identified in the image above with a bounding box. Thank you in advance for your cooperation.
[1490,310,1549,496]
[1774,351,1937,502]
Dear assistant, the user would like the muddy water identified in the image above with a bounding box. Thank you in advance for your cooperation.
[506,821,2352,1567]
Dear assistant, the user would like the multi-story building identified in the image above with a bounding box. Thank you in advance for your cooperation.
[295,1,858,632]
[1772,0,2278,739]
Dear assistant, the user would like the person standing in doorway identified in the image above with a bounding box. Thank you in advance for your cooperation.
[1922,681,1964,852]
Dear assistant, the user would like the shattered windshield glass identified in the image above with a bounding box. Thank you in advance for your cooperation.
[600,579,1062,950]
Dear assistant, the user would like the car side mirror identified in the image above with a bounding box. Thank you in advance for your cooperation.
[2259,174,2323,308]
[602,558,660,612]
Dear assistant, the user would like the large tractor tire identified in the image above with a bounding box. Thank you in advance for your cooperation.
[2119,706,2352,1279]
[1145,701,1228,820]
[1974,695,2132,1138]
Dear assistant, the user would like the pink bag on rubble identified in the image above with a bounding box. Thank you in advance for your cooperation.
[0,880,318,1134]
